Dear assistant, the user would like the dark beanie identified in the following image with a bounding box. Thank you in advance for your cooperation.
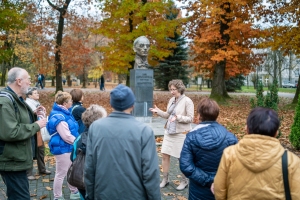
[110,84,135,111]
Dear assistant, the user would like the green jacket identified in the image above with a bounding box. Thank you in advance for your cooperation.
[0,88,40,171]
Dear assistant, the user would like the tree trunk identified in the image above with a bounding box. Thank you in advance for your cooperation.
[278,51,282,87]
[82,65,87,88]
[126,11,135,87]
[210,61,229,102]
[1,64,7,86]
[47,0,71,93]
[54,10,65,93]
[273,51,278,81]
[210,2,231,102]
[51,76,55,87]
[292,75,300,104]
[67,75,72,87]
[289,51,292,82]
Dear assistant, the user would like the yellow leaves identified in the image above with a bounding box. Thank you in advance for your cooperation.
[42,179,50,183]
[39,194,48,199]
[45,186,52,191]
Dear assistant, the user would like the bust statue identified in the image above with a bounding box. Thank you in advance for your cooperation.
[133,36,150,69]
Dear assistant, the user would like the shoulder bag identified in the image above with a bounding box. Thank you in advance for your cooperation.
[282,150,292,200]
[67,149,85,190]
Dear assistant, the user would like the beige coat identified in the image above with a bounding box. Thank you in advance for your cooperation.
[156,94,194,133]
[214,134,300,200]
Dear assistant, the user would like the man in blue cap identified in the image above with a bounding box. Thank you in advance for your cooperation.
[85,84,160,200]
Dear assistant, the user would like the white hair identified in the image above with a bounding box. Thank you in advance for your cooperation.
[7,67,26,85]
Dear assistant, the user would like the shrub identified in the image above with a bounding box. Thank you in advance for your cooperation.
[250,80,278,111]
[290,94,300,150]
[225,75,245,92]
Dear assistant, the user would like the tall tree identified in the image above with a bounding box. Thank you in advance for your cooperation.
[0,0,28,85]
[154,8,189,90]
[258,0,300,103]
[46,0,72,92]
[182,0,263,101]
[92,0,181,78]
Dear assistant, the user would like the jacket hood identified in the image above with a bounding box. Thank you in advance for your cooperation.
[236,134,284,173]
[191,121,231,150]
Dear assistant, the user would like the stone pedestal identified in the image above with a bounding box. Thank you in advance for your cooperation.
[130,69,153,123]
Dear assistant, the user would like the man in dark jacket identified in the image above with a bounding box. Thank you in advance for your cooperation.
[85,84,161,200]
[0,67,47,200]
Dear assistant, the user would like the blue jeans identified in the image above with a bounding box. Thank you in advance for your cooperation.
[0,170,30,200]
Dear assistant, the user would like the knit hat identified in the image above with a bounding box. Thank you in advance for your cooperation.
[110,84,135,111]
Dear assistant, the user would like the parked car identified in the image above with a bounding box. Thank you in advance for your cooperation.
[282,82,297,88]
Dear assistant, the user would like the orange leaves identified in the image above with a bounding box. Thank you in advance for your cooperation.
[185,0,264,79]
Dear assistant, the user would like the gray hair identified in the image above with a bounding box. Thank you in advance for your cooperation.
[26,87,38,98]
[7,67,26,85]
[82,104,107,127]
[168,79,186,95]
[133,36,150,47]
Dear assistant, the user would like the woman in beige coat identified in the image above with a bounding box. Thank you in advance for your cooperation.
[149,79,194,191]
[213,107,300,199]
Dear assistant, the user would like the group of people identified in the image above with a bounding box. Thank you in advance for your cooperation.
[0,67,300,200]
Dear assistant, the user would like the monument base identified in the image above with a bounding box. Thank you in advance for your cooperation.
[130,69,153,118]
[135,117,152,123]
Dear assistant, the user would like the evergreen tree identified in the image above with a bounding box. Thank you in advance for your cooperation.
[153,10,189,90]
[225,74,245,92]
[290,94,300,150]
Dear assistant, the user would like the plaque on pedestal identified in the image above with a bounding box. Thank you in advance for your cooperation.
[130,69,153,122]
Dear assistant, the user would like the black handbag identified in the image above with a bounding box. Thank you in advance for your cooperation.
[67,149,85,190]
[282,150,292,200]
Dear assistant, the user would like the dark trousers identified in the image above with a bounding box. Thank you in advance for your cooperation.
[38,80,43,89]
[27,145,46,176]
[0,170,30,200]
[78,189,86,200]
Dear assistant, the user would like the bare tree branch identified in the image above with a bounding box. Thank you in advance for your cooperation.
[46,0,59,11]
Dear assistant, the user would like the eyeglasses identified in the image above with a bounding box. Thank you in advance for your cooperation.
[169,88,177,91]
[16,77,31,82]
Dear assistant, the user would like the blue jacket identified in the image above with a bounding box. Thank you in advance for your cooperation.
[180,121,238,200]
[47,103,79,155]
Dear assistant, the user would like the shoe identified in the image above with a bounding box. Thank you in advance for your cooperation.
[27,175,36,180]
[70,192,80,200]
[54,197,65,200]
[160,172,169,188]
[176,176,188,191]
[39,170,51,175]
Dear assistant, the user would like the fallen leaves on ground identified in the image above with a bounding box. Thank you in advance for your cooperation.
[176,196,188,200]
[39,194,48,199]
[173,180,180,186]
[163,192,175,196]
[45,187,52,191]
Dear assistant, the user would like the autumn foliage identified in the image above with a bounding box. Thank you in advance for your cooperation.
[182,0,264,80]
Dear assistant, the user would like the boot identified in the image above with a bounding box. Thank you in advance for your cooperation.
[160,172,169,188]
[176,174,188,191]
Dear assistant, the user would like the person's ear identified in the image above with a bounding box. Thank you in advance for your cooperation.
[274,130,279,138]
[245,125,249,134]
[198,113,202,122]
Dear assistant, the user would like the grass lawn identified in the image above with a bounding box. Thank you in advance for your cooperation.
[240,86,296,93]
[186,84,296,94]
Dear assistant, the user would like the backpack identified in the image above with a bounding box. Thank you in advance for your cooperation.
[0,91,19,114]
